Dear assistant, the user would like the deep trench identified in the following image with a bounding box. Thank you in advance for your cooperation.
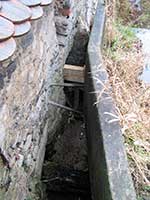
[41,31,92,200]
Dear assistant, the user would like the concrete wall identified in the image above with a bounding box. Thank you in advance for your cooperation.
[85,1,137,200]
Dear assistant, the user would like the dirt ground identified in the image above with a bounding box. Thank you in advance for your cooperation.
[42,112,90,200]
[51,119,88,171]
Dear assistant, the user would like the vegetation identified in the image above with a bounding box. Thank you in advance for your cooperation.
[104,0,150,198]
[116,0,150,28]
[130,0,150,28]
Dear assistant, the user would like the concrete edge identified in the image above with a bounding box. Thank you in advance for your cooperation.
[85,1,137,200]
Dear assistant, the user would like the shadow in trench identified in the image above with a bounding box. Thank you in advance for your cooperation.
[42,24,91,200]
[42,110,92,200]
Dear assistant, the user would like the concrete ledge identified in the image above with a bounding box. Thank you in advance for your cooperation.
[85,1,137,200]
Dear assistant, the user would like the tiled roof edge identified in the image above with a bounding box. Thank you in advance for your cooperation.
[0,0,53,62]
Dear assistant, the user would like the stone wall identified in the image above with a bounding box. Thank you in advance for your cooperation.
[0,0,98,199]
[66,0,98,65]
[0,5,63,200]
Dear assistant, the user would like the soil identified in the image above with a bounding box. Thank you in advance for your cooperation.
[51,119,87,171]
[42,111,91,200]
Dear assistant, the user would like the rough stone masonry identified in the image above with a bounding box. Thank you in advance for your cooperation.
[0,0,98,199]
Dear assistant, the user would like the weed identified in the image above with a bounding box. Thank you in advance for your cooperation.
[135,0,150,28]
[103,0,150,197]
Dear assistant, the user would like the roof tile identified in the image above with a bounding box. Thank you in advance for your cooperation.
[0,0,31,22]
[30,5,43,20]
[0,37,16,61]
[14,21,31,37]
[20,0,41,6]
[0,16,14,41]
[0,0,53,62]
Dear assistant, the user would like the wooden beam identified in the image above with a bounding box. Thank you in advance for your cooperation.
[64,64,85,83]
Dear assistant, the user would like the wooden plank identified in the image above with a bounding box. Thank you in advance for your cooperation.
[64,64,85,83]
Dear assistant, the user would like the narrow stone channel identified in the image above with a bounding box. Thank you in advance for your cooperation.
[42,114,91,199]
[41,26,92,199]
[42,89,91,200]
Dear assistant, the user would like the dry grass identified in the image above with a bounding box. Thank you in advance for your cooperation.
[104,0,150,198]
[132,0,150,28]
[116,0,150,28]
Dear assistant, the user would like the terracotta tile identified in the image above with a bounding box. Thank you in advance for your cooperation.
[0,37,16,61]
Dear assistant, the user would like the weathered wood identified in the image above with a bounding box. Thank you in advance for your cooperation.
[0,0,31,23]
[0,16,14,41]
[64,64,85,83]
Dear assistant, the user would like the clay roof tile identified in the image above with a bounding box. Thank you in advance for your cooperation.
[20,0,41,7]
[0,0,53,62]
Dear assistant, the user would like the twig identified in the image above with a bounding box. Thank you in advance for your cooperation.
[128,150,150,184]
